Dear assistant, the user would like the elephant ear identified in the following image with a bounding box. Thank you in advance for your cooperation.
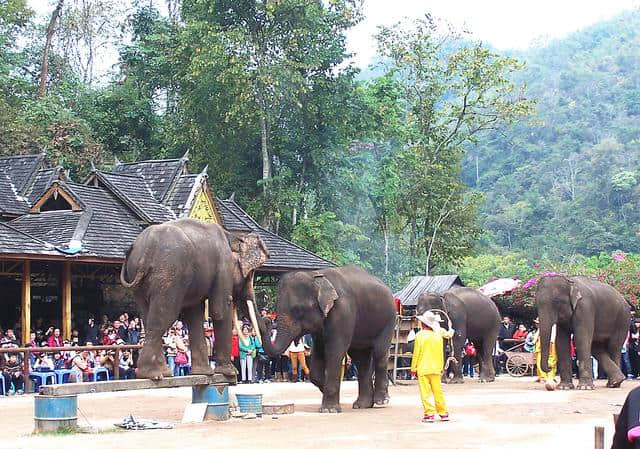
[313,273,339,317]
[230,233,270,278]
[569,282,583,311]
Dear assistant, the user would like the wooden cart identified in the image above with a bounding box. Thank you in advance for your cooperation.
[504,341,535,377]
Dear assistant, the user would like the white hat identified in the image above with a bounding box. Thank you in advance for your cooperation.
[416,311,443,329]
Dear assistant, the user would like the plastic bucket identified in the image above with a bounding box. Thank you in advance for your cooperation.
[236,393,263,416]
[192,384,230,421]
[34,394,78,432]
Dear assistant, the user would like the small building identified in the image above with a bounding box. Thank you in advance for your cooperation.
[395,275,465,309]
[0,153,334,343]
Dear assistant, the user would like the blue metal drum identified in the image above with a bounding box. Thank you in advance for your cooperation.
[34,394,78,432]
[192,384,229,421]
[236,393,263,416]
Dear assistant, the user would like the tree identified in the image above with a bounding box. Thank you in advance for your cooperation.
[375,16,534,273]
[39,0,64,97]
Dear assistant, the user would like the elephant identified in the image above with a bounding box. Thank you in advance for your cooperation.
[417,287,500,383]
[120,218,270,380]
[255,266,396,413]
[536,275,630,390]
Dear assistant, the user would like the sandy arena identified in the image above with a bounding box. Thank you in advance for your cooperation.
[0,376,632,449]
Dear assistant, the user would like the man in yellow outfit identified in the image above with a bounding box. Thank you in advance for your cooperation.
[532,317,557,388]
[411,311,455,423]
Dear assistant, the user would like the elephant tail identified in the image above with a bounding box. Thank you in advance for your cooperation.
[120,245,146,288]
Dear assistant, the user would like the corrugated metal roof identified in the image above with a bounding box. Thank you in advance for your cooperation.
[395,275,464,306]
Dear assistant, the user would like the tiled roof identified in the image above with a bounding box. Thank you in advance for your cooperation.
[10,210,81,247]
[96,171,175,222]
[395,275,465,306]
[0,221,59,256]
[164,174,198,217]
[217,199,335,272]
[25,168,58,204]
[0,153,45,194]
[112,158,185,202]
[0,172,29,215]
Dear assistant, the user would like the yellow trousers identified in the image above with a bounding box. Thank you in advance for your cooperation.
[418,374,447,416]
[535,346,557,381]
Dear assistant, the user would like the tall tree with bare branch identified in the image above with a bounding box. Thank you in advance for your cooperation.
[39,0,64,97]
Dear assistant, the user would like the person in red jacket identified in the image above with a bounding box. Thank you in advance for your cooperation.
[512,324,528,340]
[47,328,62,347]
[231,328,240,375]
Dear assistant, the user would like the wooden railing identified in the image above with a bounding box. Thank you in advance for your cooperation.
[0,344,143,391]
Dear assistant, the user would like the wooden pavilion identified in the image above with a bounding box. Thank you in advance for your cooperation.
[0,153,334,343]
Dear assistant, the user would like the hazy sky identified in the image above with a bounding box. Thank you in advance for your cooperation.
[346,0,639,66]
[30,0,640,70]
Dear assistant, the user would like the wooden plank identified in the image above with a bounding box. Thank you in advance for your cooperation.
[21,260,30,346]
[594,426,604,449]
[40,374,236,396]
[61,262,71,340]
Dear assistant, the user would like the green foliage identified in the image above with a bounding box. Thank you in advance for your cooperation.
[452,252,536,288]
[291,212,371,269]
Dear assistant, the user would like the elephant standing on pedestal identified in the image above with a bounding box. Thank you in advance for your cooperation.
[256,266,396,413]
[120,218,269,380]
[417,288,500,383]
[535,275,630,389]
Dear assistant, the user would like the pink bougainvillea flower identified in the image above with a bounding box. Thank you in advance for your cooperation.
[612,252,626,262]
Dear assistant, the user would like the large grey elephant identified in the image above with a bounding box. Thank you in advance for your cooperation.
[417,287,500,383]
[255,266,396,413]
[120,218,269,380]
[536,275,630,389]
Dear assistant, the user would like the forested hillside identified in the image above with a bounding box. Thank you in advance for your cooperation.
[468,9,640,261]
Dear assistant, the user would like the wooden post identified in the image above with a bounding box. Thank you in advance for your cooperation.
[204,299,209,320]
[21,260,31,346]
[61,262,71,340]
[114,347,120,380]
[595,426,604,449]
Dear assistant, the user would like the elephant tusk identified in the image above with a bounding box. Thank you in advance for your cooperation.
[233,303,250,346]
[247,300,262,346]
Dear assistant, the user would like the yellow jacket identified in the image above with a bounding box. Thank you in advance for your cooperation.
[411,327,454,376]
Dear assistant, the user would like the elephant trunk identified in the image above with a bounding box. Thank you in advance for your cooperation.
[253,303,298,357]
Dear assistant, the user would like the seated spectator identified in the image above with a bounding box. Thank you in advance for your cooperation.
[5,329,17,345]
[119,350,136,379]
[512,324,528,340]
[53,352,66,370]
[96,350,116,377]
[4,354,24,394]
[71,350,93,382]
[33,353,54,371]
[47,328,63,347]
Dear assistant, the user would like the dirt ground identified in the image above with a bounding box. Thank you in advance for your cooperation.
[0,376,633,449]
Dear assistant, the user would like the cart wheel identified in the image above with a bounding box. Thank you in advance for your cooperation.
[506,354,528,377]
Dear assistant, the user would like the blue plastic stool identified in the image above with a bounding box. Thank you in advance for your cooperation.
[29,372,57,392]
[92,367,110,381]
[54,369,76,384]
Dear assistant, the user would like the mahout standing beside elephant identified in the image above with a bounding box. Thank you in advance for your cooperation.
[417,287,500,383]
[255,266,396,413]
[121,218,269,380]
[535,275,630,389]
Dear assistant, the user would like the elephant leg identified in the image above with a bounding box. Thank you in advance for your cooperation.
[183,302,214,376]
[350,347,374,409]
[212,308,237,377]
[477,341,495,382]
[309,335,325,393]
[574,328,595,390]
[319,341,348,413]
[372,323,393,405]
[593,342,625,388]
[136,295,179,380]
[555,328,574,389]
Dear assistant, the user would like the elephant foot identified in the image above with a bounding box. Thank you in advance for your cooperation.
[352,397,374,409]
[479,375,495,383]
[190,364,215,376]
[607,376,625,388]
[576,382,595,390]
[136,364,172,380]
[373,396,389,407]
[214,363,238,377]
[557,381,575,390]
[447,377,464,384]
[319,404,342,413]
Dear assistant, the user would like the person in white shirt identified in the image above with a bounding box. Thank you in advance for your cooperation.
[288,338,310,382]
